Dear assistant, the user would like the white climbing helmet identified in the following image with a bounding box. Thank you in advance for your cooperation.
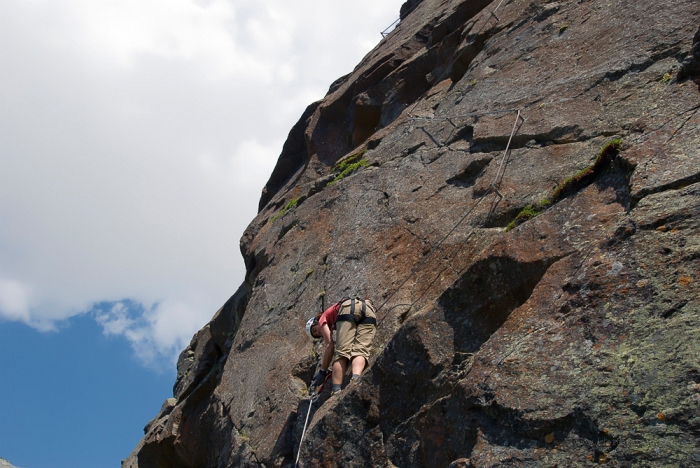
[305,317,319,340]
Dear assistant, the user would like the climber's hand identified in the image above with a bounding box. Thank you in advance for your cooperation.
[312,369,328,388]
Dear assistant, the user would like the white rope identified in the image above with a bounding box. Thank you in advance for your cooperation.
[294,393,317,468]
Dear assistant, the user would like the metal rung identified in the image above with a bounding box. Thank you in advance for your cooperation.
[491,11,500,21]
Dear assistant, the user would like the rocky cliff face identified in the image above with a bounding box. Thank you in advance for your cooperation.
[124,0,700,466]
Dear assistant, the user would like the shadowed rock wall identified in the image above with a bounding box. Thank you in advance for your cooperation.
[124,0,700,466]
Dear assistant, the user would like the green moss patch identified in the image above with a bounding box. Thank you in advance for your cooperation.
[329,159,369,185]
[327,150,370,186]
[550,139,622,202]
[270,197,299,223]
[505,139,623,232]
[332,150,366,172]
[505,205,543,231]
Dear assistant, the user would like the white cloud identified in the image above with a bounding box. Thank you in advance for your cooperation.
[0,0,406,368]
[95,302,135,336]
[0,280,33,323]
[96,299,210,368]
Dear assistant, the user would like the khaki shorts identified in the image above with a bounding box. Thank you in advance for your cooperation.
[333,299,377,364]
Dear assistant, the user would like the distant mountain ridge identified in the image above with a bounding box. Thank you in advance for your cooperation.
[125,0,700,466]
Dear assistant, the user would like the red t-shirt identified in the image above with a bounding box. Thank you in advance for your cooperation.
[318,301,342,330]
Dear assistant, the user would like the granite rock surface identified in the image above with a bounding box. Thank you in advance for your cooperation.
[124,0,700,466]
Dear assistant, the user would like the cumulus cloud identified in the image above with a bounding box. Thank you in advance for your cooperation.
[0,280,33,323]
[95,299,209,368]
[0,0,405,368]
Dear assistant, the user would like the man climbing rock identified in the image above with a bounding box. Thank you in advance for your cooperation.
[305,297,377,394]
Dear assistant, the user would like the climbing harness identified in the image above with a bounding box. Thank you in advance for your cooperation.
[308,298,375,341]
[295,371,332,468]
[297,297,376,465]
[335,298,377,325]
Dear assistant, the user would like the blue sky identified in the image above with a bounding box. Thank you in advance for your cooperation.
[0,0,405,466]
[0,310,172,468]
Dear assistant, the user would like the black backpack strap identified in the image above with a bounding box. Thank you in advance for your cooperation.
[360,316,377,325]
[336,297,376,325]
[359,298,376,325]
[336,314,356,323]
[336,298,355,324]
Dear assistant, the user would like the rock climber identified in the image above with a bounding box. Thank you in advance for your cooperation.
[305,297,377,394]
